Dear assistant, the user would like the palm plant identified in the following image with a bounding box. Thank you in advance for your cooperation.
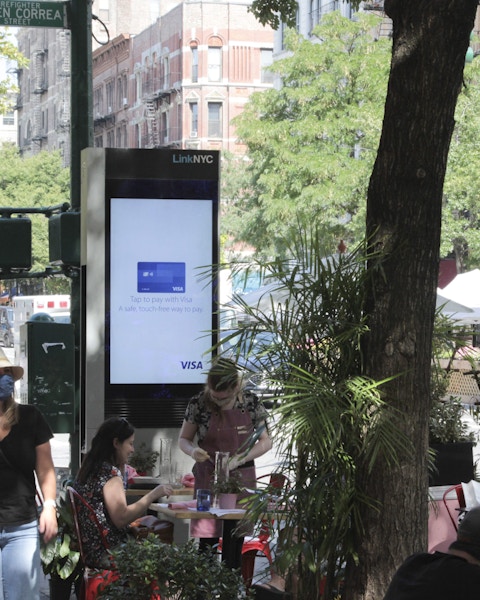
[217,227,412,598]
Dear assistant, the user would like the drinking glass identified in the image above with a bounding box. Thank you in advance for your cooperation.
[196,489,211,511]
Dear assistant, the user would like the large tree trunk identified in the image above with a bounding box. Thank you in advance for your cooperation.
[345,2,478,599]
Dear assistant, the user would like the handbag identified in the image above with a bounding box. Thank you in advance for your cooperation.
[129,515,174,544]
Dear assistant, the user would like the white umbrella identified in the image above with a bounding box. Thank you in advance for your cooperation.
[436,292,475,313]
[441,269,480,309]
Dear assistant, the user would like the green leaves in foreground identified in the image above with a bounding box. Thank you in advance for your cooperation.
[97,537,252,600]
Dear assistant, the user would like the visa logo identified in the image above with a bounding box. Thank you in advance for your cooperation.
[172,154,214,164]
[172,286,184,291]
[181,361,203,369]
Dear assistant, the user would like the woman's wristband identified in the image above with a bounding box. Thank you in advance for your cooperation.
[43,499,57,509]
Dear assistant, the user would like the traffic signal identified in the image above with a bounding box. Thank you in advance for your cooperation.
[48,211,80,266]
[0,216,32,270]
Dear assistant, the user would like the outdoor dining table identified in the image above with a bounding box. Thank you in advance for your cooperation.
[150,502,247,570]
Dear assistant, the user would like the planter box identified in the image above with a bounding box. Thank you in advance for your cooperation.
[429,441,474,486]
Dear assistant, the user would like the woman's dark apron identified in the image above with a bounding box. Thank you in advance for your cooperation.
[191,403,256,538]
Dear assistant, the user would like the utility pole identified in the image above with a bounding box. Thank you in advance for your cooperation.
[69,0,93,472]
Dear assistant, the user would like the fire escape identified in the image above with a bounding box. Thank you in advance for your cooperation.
[143,60,181,149]
[145,99,160,148]
[362,1,392,39]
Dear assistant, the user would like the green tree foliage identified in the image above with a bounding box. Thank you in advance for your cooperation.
[225,12,480,269]
[0,29,28,114]
[442,55,480,271]
[224,12,391,257]
[0,144,70,283]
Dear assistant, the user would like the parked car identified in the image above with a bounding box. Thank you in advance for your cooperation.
[0,307,14,348]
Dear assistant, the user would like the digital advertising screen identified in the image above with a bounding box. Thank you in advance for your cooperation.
[103,149,219,417]
[109,196,214,385]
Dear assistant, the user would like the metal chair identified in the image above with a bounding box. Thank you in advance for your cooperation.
[67,486,118,600]
[241,473,288,586]
[442,483,467,531]
[221,473,288,587]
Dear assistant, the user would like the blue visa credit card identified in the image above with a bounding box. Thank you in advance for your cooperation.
[137,262,186,293]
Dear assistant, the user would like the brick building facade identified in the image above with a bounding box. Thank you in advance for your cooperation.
[14,0,273,163]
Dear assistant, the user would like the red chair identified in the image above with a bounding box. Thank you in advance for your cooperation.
[222,473,288,587]
[67,486,118,600]
[442,484,467,531]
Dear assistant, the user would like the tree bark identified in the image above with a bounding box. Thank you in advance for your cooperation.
[346,2,478,599]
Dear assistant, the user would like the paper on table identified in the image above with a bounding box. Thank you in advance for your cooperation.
[208,508,246,516]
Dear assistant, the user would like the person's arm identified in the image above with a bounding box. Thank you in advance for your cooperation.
[228,422,273,470]
[103,476,173,529]
[178,420,210,462]
[35,441,58,543]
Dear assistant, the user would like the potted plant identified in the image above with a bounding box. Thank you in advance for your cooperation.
[212,470,244,509]
[213,238,410,598]
[40,490,82,600]
[97,536,253,599]
[129,442,160,475]
[429,315,477,486]
[429,395,475,486]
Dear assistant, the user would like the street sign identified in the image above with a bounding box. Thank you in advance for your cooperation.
[0,1,69,28]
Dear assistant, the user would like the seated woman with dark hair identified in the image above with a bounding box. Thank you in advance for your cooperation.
[74,417,172,568]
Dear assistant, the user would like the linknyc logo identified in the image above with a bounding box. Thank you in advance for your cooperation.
[172,153,215,164]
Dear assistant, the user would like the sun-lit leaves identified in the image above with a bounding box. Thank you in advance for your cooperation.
[222,12,391,258]
[0,144,70,275]
[0,29,28,115]
[442,57,480,270]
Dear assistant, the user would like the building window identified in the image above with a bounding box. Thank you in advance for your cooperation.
[310,0,320,31]
[3,111,14,126]
[123,73,128,102]
[106,130,115,147]
[135,70,142,103]
[208,102,222,137]
[163,56,170,89]
[106,79,114,112]
[94,87,103,117]
[190,102,198,136]
[117,76,122,108]
[280,22,288,51]
[161,111,168,143]
[152,52,159,90]
[191,44,198,83]
[208,47,222,82]
[260,49,273,84]
[99,0,109,22]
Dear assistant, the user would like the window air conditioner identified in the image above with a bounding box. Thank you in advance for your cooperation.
[191,130,198,138]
